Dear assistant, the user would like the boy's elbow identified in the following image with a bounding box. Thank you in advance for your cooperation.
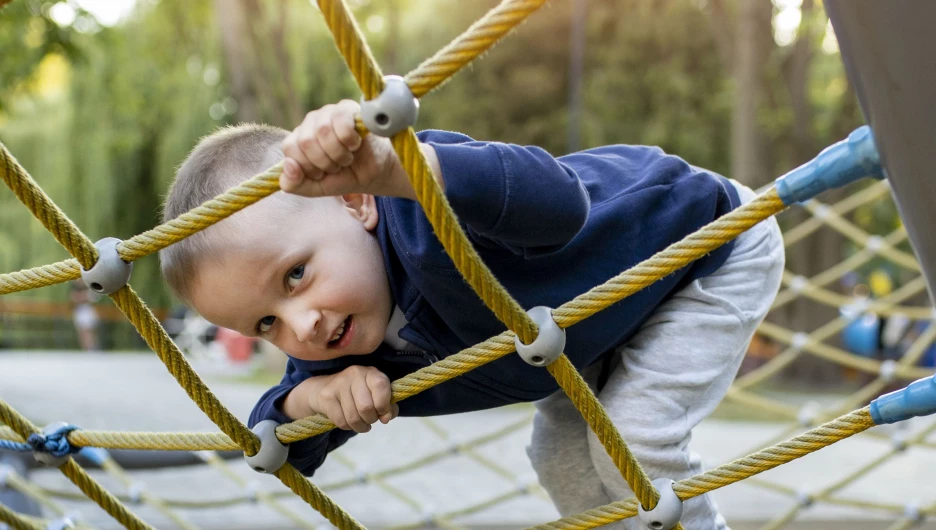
[548,179,589,245]
[517,179,588,254]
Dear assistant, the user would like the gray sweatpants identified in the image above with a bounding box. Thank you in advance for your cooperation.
[526,180,785,529]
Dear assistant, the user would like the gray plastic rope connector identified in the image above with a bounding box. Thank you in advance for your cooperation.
[46,517,76,530]
[360,75,419,137]
[514,306,565,367]
[637,478,683,530]
[80,237,132,295]
[244,420,288,474]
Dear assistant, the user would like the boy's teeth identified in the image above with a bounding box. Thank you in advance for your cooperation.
[330,322,346,342]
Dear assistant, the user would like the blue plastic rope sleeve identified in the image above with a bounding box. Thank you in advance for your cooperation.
[79,447,109,466]
[0,439,31,452]
[869,374,936,425]
[775,125,884,205]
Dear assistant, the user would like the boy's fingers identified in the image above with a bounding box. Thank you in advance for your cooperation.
[323,398,349,431]
[365,370,392,417]
[332,107,363,152]
[379,403,399,424]
[300,133,341,174]
[318,122,355,168]
[339,386,370,433]
[282,134,320,180]
[279,158,304,192]
[351,375,379,426]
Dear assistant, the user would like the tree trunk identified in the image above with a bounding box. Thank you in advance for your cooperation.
[384,0,400,74]
[730,0,773,187]
[215,0,261,123]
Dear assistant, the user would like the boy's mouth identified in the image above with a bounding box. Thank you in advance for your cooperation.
[327,315,353,348]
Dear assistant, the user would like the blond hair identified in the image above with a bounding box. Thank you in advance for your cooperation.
[159,123,289,304]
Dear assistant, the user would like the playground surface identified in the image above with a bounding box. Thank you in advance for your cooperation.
[1,351,934,529]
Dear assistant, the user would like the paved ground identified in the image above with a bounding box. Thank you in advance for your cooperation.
[0,352,934,529]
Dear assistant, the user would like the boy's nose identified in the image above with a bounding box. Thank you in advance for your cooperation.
[290,310,321,343]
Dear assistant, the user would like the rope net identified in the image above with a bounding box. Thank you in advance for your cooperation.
[1,0,933,528]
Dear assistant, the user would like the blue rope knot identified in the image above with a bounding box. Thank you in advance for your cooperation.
[27,424,80,458]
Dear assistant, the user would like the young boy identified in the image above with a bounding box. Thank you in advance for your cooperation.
[160,100,784,529]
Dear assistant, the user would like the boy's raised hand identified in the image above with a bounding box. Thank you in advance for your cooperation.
[306,365,399,433]
[281,100,411,199]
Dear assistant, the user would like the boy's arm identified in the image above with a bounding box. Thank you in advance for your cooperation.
[417,130,591,255]
[249,363,397,476]
[279,101,590,256]
[249,382,355,476]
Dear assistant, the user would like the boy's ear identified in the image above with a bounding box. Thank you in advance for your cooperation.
[341,193,379,230]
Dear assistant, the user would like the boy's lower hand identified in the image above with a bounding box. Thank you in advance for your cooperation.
[280,100,412,199]
[308,365,399,433]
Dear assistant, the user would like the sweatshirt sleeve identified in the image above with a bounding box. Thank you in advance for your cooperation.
[248,359,357,476]
[417,130,590,255]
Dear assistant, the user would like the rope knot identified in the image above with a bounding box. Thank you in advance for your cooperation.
[28,422,80,466]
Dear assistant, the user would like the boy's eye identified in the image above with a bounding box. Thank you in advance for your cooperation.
[287,264,305,289]
[258,316,276,333]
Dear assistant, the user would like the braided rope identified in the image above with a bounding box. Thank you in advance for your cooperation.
[108,286,362,527]
[404,0,549,98]
[117,166,281,262]
[0,502,44,530]
[0,141,97,269]
[0,399,153,530]
[0,0,930,527]
[530,409,876,529]
[68,430,238,452]
[547,355,660,513]
[0,259,81,296]
[318,0,384,100]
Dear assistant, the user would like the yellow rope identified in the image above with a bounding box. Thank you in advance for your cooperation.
[404,0,549,98]
[0,502,44,530]
[553,189,786,327]
[0,399,153,530]
[0,259,81,295]
[275,466,365,530]
[320,0,540,345]
[108,286,362,528]
[547,354,660,512]
[68,430,238,451]
[390,128,539,343]
[674,408,874,498]
[0,141,98,270]
[531,408,876,529]
[0,185,789,454]
[110,286,259,453]
[318,0,385,100]
[0,0,924,527]
[97,455,200,530]
[117,165,281,262]
[278,190,785,443]
[0,131,359,526]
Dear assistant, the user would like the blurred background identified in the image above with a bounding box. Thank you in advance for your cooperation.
[1,1,934,529]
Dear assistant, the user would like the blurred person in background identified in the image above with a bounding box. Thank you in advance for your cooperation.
[70,280,100,351]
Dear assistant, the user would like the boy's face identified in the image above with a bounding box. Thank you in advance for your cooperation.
[189,194,393,361]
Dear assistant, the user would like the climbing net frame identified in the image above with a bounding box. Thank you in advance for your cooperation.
[0,0,929,528]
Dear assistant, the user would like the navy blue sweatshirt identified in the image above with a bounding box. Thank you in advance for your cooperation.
[249,131,741,475]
